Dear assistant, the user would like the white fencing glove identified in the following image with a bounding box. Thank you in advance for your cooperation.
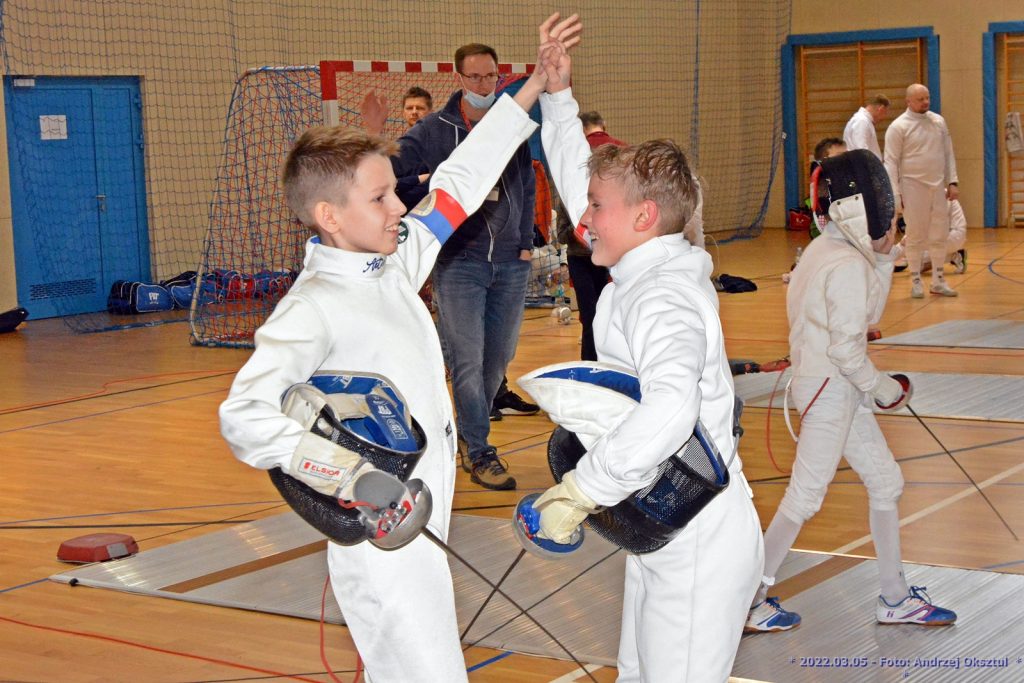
[534,470,602,544]
[283,383,380,499]
[872,373,913,412]
[289,432,375,500]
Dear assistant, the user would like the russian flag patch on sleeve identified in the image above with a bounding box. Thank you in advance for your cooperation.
[408,188,468,244]
[573,222,592,249]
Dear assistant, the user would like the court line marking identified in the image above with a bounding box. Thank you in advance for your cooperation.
[549,663,604,682]
[830,460,1024,555]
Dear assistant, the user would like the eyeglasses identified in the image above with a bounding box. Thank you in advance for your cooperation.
[459,72,500,85]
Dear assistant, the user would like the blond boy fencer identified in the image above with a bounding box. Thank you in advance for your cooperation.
[527,26,763,683]
[745,150,956,633]
[218,16,581,681]
[884,84,960,298]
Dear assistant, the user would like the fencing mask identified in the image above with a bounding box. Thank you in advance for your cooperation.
[271,372,431,548]
[815,149,895,262]
[518,362,730,554]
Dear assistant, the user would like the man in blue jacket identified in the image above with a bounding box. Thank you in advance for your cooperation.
[392,42,536,490]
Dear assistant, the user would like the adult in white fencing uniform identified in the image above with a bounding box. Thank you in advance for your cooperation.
[745,150,957,633]
[884,84,960,298]
[843,94,889,160]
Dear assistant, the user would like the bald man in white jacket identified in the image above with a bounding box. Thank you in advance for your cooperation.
[884,84,959,298]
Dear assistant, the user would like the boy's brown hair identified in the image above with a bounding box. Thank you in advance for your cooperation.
[588,139,697,235]
[281,126,398,228]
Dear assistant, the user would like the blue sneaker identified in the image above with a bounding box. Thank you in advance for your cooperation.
[745,597,802,632]
[877,586,956,626]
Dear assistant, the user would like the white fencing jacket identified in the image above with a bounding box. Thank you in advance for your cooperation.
[540,88,741,507]
[219,95,537,533]
[884,109,958,204]
[786,221,888,393]
[843,107,882,160]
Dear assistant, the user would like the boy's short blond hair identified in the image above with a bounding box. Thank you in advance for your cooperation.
[282,126,399,228]
[588,139,697,235]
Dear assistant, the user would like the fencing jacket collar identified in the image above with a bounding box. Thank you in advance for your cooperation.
[303,236,387,280]
[609,233,704,284]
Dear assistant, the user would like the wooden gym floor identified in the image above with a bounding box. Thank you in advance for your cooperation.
[2,226,1022,682]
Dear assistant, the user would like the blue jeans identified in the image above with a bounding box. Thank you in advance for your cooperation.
[433,256,530,462]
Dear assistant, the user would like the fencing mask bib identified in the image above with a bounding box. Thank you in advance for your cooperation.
[518,362,731,554]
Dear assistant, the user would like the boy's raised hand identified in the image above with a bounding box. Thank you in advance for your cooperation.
[539,12,582,53]
[510,13,581,110]
[359,90,388,136]
[538,12,581,92]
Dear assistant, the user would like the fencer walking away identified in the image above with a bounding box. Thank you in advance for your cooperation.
[884,83,961,298]
[843,94,889,160]
[745,149,956,633]
[525,25,763,683]
[218,16,580,680]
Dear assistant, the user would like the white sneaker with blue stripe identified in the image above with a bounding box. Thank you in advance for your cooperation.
[877,586,957,626]
[745,597,802,633]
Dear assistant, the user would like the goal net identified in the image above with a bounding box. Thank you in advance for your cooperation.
[1,1,790,342]
[190,61,530,347]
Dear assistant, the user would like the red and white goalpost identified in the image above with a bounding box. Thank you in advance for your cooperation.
[192,60,533,348]
[319,59,532,129]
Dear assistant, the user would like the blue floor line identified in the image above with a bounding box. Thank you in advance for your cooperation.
[1,577,49,594]
[982,559,1024,570]
[466,650,513,672]
[0,387,227,435]
[0,500,282,526]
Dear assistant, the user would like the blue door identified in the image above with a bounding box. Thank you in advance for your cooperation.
[4,76,149,318]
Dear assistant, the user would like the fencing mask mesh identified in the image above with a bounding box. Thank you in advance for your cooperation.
[819,149,895,259]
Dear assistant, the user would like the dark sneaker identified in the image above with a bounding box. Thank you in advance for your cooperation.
[494,390,540,416]
[951,249,966,274]
[471,448,516,490]
[457,436,471,473]
[489,406,503,421]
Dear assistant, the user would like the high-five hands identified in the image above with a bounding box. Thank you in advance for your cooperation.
[537,12,581,93]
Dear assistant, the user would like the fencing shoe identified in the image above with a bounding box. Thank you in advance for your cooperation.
[910,279,924,299]
[930,280,958,297]
[951,249,966,274]
[494,391,540,416]
[877,586,957,626]
[471,447,517,490]
[744,597,802,633]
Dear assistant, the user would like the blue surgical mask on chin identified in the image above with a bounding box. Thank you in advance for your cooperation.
[463,89,495,110]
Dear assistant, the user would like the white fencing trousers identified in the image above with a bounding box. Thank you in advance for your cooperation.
[616,472,764,683]
[778,376,904,525]
[901,179,950,275]
[327,527,467,683]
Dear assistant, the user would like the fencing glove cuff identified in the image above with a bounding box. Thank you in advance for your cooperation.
[534,470,602,544]
[872,373,913,412]
[289,433,375,499]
